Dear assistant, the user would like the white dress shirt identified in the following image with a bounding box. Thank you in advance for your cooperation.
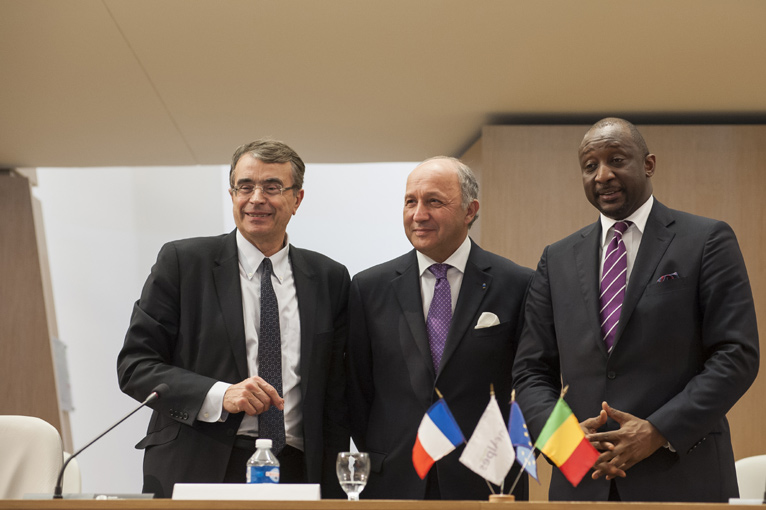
[197,230,303,451]
[599,195,654,285]
[416,235,472,319]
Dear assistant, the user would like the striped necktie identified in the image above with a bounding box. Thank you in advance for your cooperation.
[599,221,631,352]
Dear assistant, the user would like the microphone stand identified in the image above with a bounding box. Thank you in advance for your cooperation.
[53,387,163,499]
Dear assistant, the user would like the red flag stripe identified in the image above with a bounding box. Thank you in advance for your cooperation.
[558,437,600,487]
[412,437,435,479]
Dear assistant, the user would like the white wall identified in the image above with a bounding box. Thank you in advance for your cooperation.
[35,162,413,495]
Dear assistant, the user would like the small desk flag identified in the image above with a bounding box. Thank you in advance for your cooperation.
[412,398,465,479]
[459,393,514,486]
[509,400,538,481]
[534,396,598,487]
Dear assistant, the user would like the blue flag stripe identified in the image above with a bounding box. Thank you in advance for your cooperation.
[427,399,465,446]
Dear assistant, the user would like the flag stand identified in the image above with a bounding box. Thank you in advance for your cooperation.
[487,384,517,502]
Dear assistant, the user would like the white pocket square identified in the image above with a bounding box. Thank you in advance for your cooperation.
[475,311,500,329]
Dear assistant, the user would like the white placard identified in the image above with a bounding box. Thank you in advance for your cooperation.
[172,483,321,500]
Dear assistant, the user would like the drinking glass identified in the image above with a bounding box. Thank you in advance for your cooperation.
[336,451,370,501]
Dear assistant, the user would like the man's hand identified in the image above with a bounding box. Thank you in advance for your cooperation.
[580,406,610,451]
[586,401,667,481]
[223,376,284,416]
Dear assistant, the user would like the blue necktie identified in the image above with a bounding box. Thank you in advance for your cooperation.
[258,258,285,454]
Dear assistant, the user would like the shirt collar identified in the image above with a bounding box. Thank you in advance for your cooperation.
[599,195,654,246]
[416,235,472,276]
[236,229,291,283]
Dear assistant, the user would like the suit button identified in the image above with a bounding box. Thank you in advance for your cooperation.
[226,429,235,437]
[607,371,616,379]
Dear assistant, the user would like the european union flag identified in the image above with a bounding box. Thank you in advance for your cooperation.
[508,400,539,481]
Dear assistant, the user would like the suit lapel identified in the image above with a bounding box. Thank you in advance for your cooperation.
[391,252,435,380]
[614,201,675,347]
[438,241,491,378]
[289,246,317,400]
[213,231,248,381]
[573,221,608,356]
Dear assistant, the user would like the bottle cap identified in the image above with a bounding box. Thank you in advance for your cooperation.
[256,439,273,449]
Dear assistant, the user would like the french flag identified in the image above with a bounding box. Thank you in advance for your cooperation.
[412,398,465,479]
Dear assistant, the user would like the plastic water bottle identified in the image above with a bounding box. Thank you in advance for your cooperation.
[246,439,280,483]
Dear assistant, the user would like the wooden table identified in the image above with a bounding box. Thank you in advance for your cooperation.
[1,500,761,510]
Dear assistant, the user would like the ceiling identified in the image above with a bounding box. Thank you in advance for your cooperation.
[2,0,765,167]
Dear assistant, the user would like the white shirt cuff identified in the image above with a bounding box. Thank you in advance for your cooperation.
[196,381,231,422]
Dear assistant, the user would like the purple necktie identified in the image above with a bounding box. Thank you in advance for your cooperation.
[426,264,452,372]
[599,221,631,352]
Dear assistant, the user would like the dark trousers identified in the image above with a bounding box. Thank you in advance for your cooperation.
[609,480,621,501]
[425,470,441,499]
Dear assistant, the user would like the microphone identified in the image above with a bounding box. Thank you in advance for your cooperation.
[53,383,169,499]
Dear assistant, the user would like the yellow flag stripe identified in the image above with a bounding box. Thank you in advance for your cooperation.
[538,413,583,466]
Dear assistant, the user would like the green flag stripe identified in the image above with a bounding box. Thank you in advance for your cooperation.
[534,398,573,447]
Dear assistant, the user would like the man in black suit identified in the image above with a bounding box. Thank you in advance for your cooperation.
[118,139,350,498]
[346,156,533,499]
[513,118,759,502]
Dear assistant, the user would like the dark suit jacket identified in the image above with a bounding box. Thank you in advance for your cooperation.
[117,230,350,498]
[346,240,533,499]
[513,200,759,502]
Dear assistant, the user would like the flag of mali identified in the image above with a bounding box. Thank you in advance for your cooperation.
[534,397,599,487]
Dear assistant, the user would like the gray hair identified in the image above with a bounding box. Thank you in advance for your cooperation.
[421,156,480,227]
[229,139,305,191]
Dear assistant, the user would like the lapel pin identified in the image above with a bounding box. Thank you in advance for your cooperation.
[482,283,487,290]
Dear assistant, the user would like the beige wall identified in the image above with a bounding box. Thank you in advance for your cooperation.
[471,124,766,499]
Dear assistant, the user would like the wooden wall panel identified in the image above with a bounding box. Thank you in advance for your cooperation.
[472,124,766,499]
[0,173,64,436]
[461,138,483,244]
[481,126,591,269]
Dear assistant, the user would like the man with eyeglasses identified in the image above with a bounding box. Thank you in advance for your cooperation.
[118,139,350,498]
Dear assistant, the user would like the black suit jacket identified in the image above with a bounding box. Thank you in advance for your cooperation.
[117,231,350,498]
[513,200,759,502]
[346,240,533,499]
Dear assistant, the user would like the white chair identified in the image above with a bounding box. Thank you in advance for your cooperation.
[62,451,82,494]
[735,454,766,499]
[0,415,64,499]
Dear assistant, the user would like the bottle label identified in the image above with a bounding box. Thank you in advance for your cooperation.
[248,465,280,484]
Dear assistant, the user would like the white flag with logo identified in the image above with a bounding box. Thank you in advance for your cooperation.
[459,394,515,486]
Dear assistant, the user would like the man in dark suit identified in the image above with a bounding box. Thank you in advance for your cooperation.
[117,139,350,498]
[347,156,533,500]
[513,118,759,502]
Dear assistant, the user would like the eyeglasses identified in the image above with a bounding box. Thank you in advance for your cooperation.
[231,183,299,198]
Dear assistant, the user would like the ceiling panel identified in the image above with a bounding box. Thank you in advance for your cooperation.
[0,0,196,166]
[1,0,765,167]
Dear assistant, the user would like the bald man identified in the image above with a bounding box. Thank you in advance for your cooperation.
[346,157,533,500]
[513,118,759,502]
